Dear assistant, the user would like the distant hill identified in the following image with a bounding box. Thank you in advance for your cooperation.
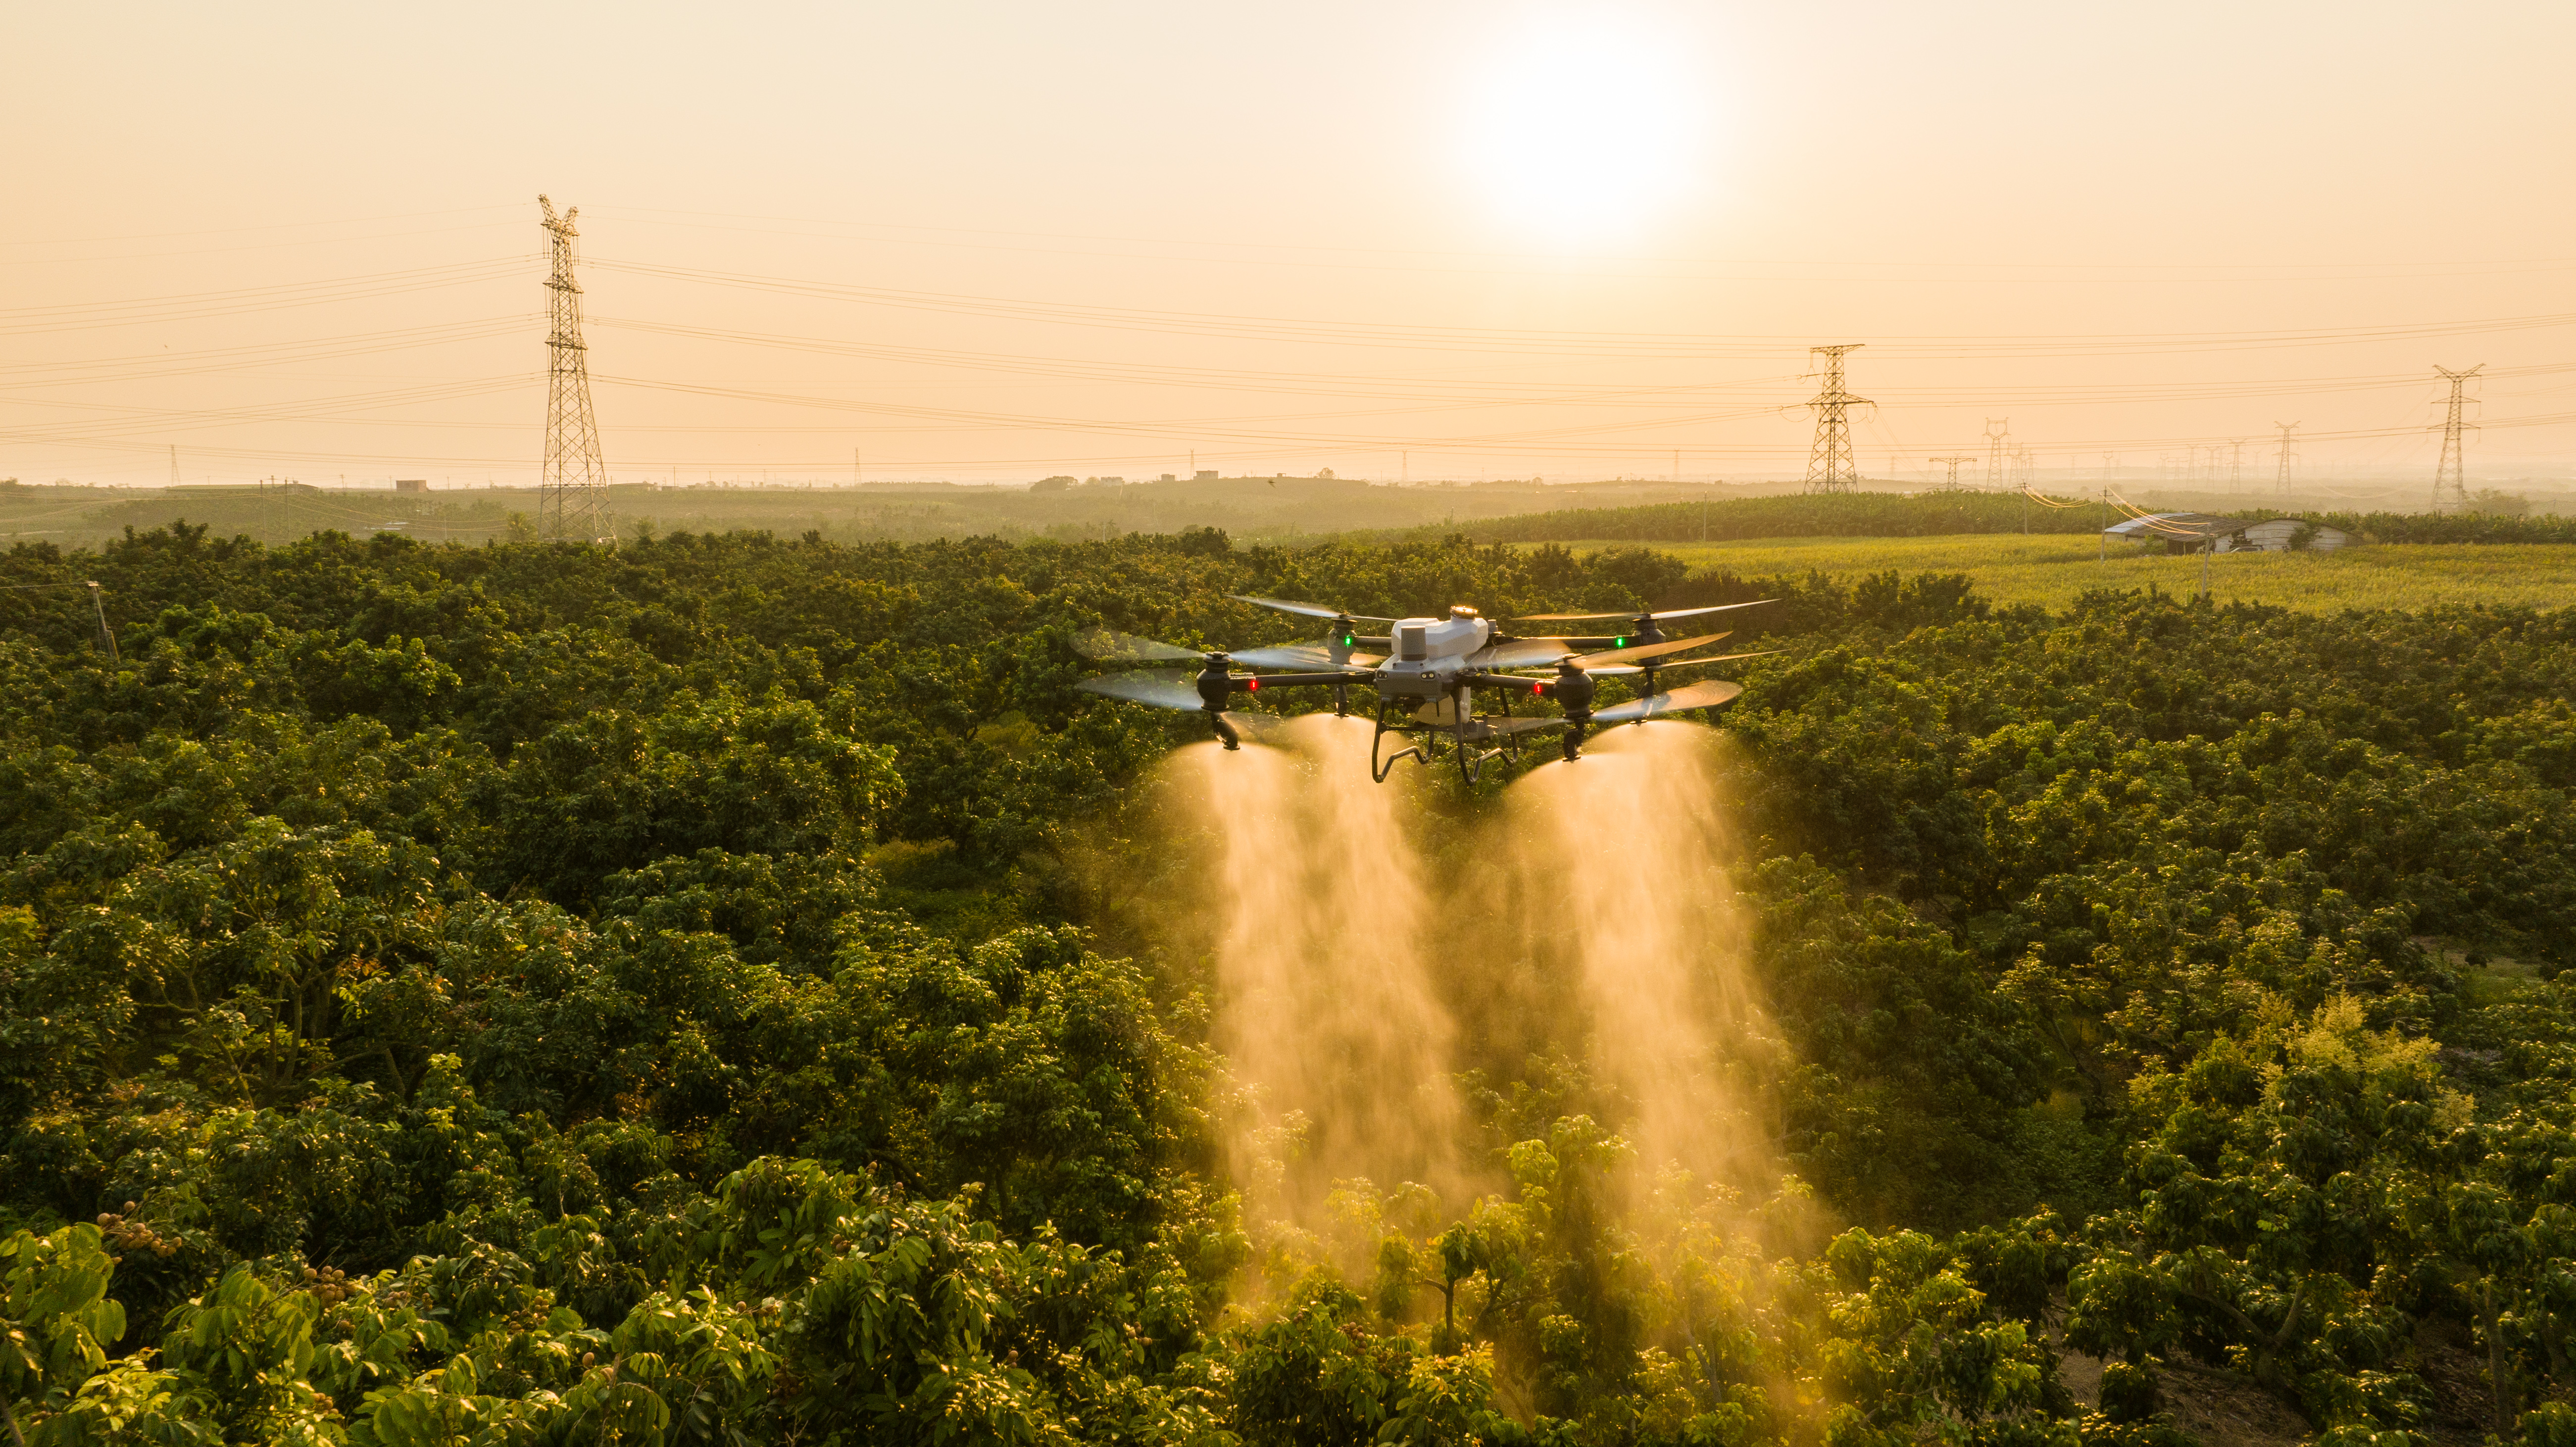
[1361,489,2576,547]
[0,476,1733,550]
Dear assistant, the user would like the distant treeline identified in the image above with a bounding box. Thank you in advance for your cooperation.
[1381,490,2576,546]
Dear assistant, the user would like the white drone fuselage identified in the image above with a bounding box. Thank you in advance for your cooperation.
[1374,613,1494,701]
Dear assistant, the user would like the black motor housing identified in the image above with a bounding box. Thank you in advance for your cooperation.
[1553,659,1596,761]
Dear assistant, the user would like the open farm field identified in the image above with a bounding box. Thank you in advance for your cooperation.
[1542,533,2576,613]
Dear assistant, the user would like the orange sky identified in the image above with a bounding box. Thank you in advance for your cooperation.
[6,0,2571,492]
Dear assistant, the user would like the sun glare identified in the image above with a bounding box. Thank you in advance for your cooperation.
[1460,14,1707,245]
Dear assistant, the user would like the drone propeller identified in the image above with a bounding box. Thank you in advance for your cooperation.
[1230,594,1397,626]
[1074,627,1205,664]
[1226,641,1386,670]
[1072,671,1278,745]
[1512,647,1778,679]
[1074,670,1205,709]
[1651,649,1778,670]
[1476,637,1581,669]
[1509,600,1774,624]
[1077,627,1384,674]
[1568,631,1732,669]
[1590,678,1744,725]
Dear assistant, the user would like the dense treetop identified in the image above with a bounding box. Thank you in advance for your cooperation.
[2,520,2572,1446]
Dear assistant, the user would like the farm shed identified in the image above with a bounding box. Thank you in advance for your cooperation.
[2102,513,2350,554]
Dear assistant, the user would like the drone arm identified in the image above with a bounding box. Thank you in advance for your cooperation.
[1229,670,1375,693]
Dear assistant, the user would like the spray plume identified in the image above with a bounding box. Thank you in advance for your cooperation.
[1492,723,1777,1191]
[1164,716,1467,1250]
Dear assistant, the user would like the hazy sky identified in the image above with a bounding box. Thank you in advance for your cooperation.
[7,0,2571,490]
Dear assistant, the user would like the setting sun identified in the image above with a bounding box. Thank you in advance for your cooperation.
[1458,12,1708,242]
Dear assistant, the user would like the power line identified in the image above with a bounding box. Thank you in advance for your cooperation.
[585,256,2576,359]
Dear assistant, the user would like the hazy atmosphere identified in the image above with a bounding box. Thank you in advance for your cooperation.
[9,0,2572,489]
[7,8,2576,1447]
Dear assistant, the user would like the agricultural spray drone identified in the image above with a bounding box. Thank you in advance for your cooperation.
[1074,593,1774,783]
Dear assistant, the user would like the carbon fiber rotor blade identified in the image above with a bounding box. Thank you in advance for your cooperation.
[1074,627,1203,664]
[1590,679,1744,724]
[1645,650,1781,672]
[1475,638,1578,669]
[1226,642,1339,670]
[1075,671,1206,711]
[1570,631,1730,669]
[1478,715,1567,736]
[1510,600,1775,624]
[1564,648,1777,677]
[1229,594,1396,625]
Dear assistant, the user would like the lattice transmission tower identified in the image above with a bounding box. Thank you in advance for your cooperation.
[1801,344,1870,493]
[1930,455,1977,491]
[2431,364,2482,512]
[1982,419,2011,488]
[2273,422,2299,500]
[539,196,611,543]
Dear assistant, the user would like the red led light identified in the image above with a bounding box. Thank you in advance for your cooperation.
[1245,677,1259,691]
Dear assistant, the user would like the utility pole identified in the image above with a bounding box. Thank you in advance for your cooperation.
[2431,364,2482,512]
[1930,455,1977,491]
[1802,344,1869,493]
[1983,419,2011,489]
[537,195,611,544]
[852,448,861,488]
[2273,422,2299,501]
[168,446,179,488]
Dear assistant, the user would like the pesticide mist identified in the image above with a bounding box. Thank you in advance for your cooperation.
[1158,716,1799,1303]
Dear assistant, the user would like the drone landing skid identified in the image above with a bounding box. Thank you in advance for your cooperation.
[1368,697,1535,785]
[1370,699,1429,782]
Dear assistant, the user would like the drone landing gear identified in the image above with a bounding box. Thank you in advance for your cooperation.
[1370,698,1428,782]
[1370,692,1537,785]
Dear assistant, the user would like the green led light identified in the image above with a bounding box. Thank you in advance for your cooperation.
[1615,636,1627,647]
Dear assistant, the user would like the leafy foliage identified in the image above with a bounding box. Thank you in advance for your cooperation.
[2,522,2573,1444]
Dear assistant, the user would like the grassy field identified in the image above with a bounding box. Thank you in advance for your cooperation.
[1547,534,2576,614]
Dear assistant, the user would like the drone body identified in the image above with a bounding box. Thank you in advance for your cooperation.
[1077,593,1774,783]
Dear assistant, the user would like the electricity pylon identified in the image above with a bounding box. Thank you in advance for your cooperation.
[1801,344,1869,493]
[538,195,611,544]
[2431,364,2482,512]
[2229,438,2246,492]
[1930,455,1977,491]
[2273,422,2299,500]
[1983,418,2011,488]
